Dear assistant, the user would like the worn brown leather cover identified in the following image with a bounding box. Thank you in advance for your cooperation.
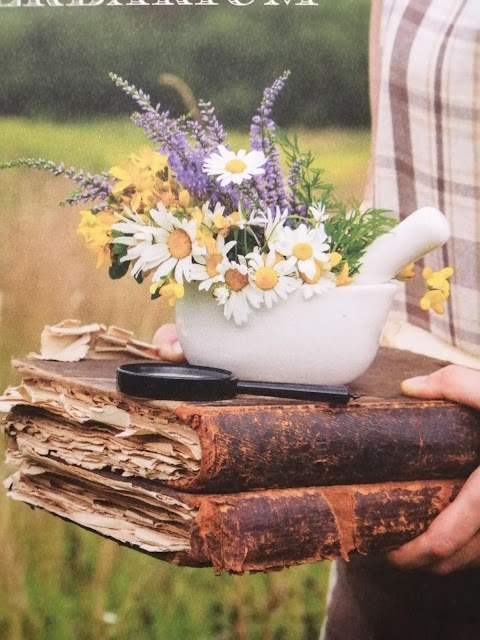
[8,465,463,573]
[8,348,480,493]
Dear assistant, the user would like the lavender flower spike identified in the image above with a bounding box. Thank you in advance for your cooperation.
[249,71,291,212]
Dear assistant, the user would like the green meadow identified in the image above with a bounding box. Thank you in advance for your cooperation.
[0,118,370,640]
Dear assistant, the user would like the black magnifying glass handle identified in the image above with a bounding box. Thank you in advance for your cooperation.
[237,380,350,404]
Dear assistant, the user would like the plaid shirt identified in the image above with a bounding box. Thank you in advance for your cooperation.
[371,0,480,357]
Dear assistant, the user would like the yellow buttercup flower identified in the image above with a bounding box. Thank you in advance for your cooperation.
[77,209,117,267]
[212,212,230,231]
[396,262,416,280]
[109,149,171,212]
[110,161,158,212]
[161,281,185,307]
[178,189,191,208]
[130,147,168,175]
[420,266,454,314]
[154,280,185,307]
[328,252,342,269]
[420,289,449,314]
[335,260,353,286]
[422,266,454,293]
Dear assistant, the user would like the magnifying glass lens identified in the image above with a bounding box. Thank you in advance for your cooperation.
[117,363,237,401]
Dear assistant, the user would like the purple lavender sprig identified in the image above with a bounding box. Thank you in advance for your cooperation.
[249,71,291,212]
[111,73,241,208]
[0,158,112,205]
[199,100,228,148]
[287,157,308,216]
[111,73,212,199]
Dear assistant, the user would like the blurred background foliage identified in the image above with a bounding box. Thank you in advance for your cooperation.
[0,0,371,127]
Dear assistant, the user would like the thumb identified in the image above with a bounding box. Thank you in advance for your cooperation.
[401,364,480,410]
[152,323,186,363]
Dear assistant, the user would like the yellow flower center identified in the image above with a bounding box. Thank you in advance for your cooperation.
[225,268,249,292]
[300,261,323,285]
[213,213,230,230]
[292,242,313,261]
[254,266,279,291]
[167,229,192,259]
[206,254,222,278]
[225,158,247,174]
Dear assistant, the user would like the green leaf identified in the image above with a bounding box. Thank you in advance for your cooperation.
[109,256,129,280]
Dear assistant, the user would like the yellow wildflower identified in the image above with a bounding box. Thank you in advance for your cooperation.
[228,211,241,225]
[422,266,454,293]
[420,266,454,314]
[420,289,449,314]
[213,212,230,231]
[396,262,416,280]
[109,149,170,212]
[329,251,342,269]
[76,209,117,268]
[335,261,353,286]
[109,160,157,211]
[205,236,217,254]
[130,147,168,175]
[159,280,185,307]
[178,189,191,208]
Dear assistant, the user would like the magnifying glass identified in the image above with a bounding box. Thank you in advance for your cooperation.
[117,362,350,404]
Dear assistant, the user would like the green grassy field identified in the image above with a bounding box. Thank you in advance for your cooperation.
[0,118,371,640]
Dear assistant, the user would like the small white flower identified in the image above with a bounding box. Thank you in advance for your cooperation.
[213,284,230,305]
[273,223,330,280]
[203,145,266,187]
[247,250,300,309]
[215,256,263,325]
[301,271,336,299]
[190,236,237,291]
[112,211,156,279]
[201,201,225,228]
[309,201,328,223]
[247,206,290,250]
[114,203,205,285]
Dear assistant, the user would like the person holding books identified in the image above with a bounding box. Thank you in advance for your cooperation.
[154,0,480,636]
[320,1,480,638]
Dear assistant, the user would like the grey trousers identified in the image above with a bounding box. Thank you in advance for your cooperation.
[321,556,480,640]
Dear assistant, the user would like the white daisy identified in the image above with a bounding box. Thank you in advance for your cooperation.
[190,236,237,291]
[111,211,157,279]
[215,256,264,325]
[200,201,225,229]
[247,250,300,309]
[273,223,330,280]
[115,203,205,284]
[148,205,206,283]
[203,145,267,187]
[308,201,328,224]
[300,269,336,300]
[213,284,230,306]
[246,206,290,250]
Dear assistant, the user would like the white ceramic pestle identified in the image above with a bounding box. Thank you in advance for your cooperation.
[354,206,450,285]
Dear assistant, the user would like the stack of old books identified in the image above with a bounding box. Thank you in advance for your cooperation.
[1,321,479,573]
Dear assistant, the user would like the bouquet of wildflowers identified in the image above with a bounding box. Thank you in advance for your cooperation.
[2,73,453,324]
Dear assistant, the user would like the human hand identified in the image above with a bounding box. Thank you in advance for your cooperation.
[387,365,480,574]
[152,323,186,362]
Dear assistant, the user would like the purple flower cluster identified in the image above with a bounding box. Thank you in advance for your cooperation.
[249,71,291,212]
[111,73,292,215]
[287,158,307,216]
[112,74,233,203]
[0,158,111,205]
[187,100,227,151]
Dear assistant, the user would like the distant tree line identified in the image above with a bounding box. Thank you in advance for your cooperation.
[0,1,371,127]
